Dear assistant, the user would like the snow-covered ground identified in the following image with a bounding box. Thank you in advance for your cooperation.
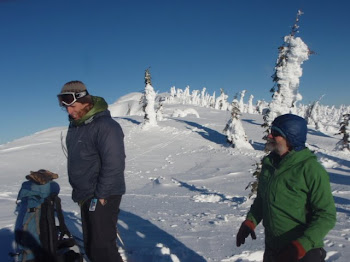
[0,101,349,262]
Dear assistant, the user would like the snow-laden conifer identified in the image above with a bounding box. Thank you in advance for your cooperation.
[141,68,157,128]
[264,10,312,127]
[239,90,246,113]
[335,113,350,152]
[223,99,253,149]
[215,88,229,111]
[156,102,164,121]
[254,10,312,197]
[247,95,255,114]
[305,96,324,130]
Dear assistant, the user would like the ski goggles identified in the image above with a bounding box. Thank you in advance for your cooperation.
[57,91,89,106]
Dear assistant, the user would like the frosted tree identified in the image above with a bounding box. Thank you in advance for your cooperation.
[210,91,216,108]
[256,100,267,115]
[191,90,200,105]
[255,11,312,196]
[215,88,229,110]
[223,99,253,149]
[264,10,312,127]
[183,86,191,104]
[239,90,246,113]
[156,102,164,121]
[256,9,314,195]
[247,95,254,114]
[200,87,208,107]
[305,96,324,130]
[141,68,157,128]
[335,113,350,152]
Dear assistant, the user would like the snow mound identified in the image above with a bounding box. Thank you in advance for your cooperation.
[109,92,143,117]
[193,194,222,203]
[171,108,200,118]
[319,157,339,168]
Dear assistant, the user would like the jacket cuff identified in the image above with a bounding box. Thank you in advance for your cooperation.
[244,219,256,231]
[292,240,306,259]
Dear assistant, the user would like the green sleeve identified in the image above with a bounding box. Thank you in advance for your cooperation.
[246,181,263,226]
[297,160,336,252]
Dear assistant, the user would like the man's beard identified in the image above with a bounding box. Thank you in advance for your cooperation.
[70,104,93,120]
[265,138,284,155]
[265,138,276,152]
[77,104,93,119]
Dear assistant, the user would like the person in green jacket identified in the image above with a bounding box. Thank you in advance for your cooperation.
[236,114,336,262]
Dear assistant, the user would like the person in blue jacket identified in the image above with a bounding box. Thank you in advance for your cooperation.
[58,80,126,262]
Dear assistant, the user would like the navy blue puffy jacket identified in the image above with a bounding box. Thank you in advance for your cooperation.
[66,110,126,202]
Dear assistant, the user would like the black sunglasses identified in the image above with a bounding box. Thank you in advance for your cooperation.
[270,129,284,138]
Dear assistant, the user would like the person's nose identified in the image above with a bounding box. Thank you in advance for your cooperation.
[66,106,74,114]
[267,133,273,139]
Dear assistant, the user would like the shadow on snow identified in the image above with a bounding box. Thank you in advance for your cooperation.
[116,117,142,125]
[334,196,350,215]
[307,129,334,138]
[242,118,263,126]
[117,210,206,262]
[174,119,227,145]
[2,208,206,262]
[315,152,350,169]
[329,172,350,186]
[63,209,206,262]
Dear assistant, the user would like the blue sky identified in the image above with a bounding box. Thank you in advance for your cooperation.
[1,0,349,144]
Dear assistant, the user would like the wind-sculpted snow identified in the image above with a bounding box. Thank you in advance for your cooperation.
[0,103,349,261]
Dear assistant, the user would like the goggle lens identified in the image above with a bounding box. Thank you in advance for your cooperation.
[57,91,88,106]
[59,93,75,105]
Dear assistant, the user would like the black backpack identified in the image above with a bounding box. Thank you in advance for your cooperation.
[12,170,83,262]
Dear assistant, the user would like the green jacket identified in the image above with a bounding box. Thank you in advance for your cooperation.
[247,148,336,252]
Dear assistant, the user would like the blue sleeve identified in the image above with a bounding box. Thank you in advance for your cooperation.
[95,119,126,198]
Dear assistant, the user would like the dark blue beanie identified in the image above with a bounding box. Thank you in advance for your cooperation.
[271,114,307,151]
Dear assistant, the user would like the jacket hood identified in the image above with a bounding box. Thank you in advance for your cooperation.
[272,114,307,151]
[70,96,108,126]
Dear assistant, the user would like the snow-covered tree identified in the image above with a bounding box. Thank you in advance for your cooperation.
[223,99,253,149]
[305,96,324,130]
[215,88,229,111]
[239,90,246,113]
[200,87,208,107]
[264,10,312,127]
[183,86,191,104]
[141,68,157,128]
[256,100,268,115]
[247,94,254,114]
[156,102,164,121]
[335,113,350,151]
[191,90,200,105]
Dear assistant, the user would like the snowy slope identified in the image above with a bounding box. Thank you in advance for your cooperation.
[0,102,349,262]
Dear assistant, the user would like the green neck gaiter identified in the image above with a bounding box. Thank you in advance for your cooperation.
[71,96,108,126]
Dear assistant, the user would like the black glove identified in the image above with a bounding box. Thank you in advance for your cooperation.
[236,220,256,247]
